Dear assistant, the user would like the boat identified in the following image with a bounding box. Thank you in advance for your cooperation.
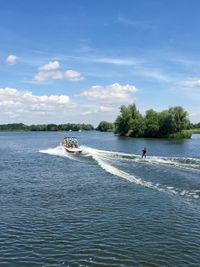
[62,137,82,154]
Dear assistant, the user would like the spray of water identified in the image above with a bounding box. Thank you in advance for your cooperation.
[40,145,200,199]
[39,145,79,161]
[81,146,200,199]
[81,146,164,192]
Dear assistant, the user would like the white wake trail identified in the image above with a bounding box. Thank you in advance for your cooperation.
[39,145,78,161]
[81,146,164,192]
[82,146,200,173]
[40,145,200,199]
[81,146,200,199]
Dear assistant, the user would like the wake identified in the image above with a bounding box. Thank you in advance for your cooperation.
[81,146,200,199]
[39,145,200,200]
[83,146,200,173]
[39,146,80,161]
[82,146,164,192]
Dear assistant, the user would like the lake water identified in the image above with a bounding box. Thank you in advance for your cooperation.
[0,131,200,267]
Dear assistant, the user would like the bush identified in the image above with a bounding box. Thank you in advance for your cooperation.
[168,130,192,139]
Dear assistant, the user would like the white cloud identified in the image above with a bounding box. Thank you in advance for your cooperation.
[80,83,138,104]
[80,105,114,116]
[170,57,200,69]
[132,67,170,81]
[178,78,200,88]
[80,110,97,115]
[65,70,84,81]
[33,61,84,82]
[39,60,60,71]
[99,105,114,112]
[0,87,76,123]
[6,54,17,65]
[34,71,63,82]
[0,87,71,105]
[118,16,155,31]
[0,86,136,125]
[94,57,139,65]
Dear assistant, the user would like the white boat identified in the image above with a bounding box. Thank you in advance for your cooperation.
[62,137,82,154]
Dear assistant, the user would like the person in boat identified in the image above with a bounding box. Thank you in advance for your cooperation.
[141,147,147,158]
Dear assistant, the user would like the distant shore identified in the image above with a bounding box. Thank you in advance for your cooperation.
[0,123,200,139]
[0,123,94,132]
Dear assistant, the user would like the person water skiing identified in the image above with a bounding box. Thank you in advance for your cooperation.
[142,147,147,158]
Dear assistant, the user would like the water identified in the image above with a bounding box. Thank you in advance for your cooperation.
[0,131,200,267]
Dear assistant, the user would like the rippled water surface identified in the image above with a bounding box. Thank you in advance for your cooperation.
[0,131,200,267]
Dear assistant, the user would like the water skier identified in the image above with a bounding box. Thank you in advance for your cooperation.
[141,147,147,158]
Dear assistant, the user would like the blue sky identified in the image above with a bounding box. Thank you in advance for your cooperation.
[0,0,200,125]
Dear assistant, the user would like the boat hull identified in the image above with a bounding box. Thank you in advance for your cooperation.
[64,146,82,154]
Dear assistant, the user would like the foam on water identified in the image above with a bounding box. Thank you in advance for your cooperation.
[39,145,78,161]
[83,147,200,173]
[81,146,164,192]
[81,146,200,199]
[142,156,200,173]
[40,145,200,199]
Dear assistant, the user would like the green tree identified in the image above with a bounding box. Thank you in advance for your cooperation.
[127,104,143,136]
[144,109,160,137]
[168,106,189,132]
[47,124,58,131]
[114,104,191,139]
[114,105,132,135]
[114,104,145,137]
[158,110,173,137]
[96,121,114,132]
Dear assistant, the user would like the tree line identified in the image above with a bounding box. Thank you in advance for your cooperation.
[96,104,195,138]
[0,123,94,131]
[114,104,192,138]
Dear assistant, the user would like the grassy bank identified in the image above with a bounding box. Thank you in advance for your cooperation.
[186,128,200,134]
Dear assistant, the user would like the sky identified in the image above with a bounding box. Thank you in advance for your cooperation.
[0,0,200,126]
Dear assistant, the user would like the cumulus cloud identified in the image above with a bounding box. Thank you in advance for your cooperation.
[0,87,76,123]
[33,61,84,82]
[39,60,60,71]
[80,83,138,104]
[34,71,63,82]
[65,70,84,81]
[0,86,133,125]
[6,54,17,65]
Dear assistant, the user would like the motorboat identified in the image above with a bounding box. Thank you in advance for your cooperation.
[62,137,82,154]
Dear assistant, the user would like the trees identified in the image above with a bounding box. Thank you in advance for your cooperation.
[158,110,173,137]
[114,105,132,135]
[144,109,160,137]
[0,123,94,131]
[191,122,200,129]
[157,107,190,137]
[114,104,191,138]
[114,104,145,137]
[128,104,145,137]
[96,121,114,132]
[168,106,189,133]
